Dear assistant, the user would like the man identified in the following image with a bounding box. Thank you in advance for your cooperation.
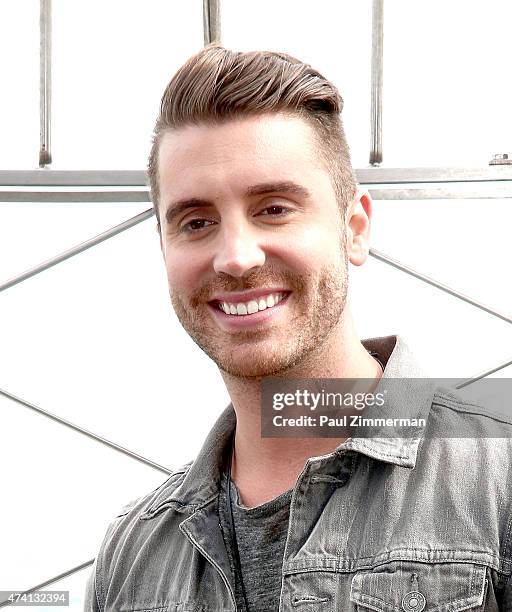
[85,45,512,611]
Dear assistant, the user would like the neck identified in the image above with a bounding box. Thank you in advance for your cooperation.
[220,306,384,508]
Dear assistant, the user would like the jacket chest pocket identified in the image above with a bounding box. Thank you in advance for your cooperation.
[350,561,489,612]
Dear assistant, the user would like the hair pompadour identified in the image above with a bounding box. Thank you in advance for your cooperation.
[147,44,357,227]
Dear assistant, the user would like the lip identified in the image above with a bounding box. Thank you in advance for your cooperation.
[207,292,291,330]
[209,288,291,303]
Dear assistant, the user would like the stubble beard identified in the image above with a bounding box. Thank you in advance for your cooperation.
[169,254,349,380]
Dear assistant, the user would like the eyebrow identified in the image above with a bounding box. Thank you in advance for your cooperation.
[164,181,311,226]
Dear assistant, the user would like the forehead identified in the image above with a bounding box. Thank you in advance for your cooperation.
[157,113,328,197]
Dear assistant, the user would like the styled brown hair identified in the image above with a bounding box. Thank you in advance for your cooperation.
[147,45,357,227]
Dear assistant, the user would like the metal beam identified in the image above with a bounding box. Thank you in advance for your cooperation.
[357,166,512,184]
[203,0,221,45]
[370,0,384,166]
[0,208,154,293]
[0,560,94,608]
[0,191,149,203]
[39,0,52,167]
[455,358,512,389]
[369,247,512,325]
[0,170,147,186]
[2,167,512,187]
[0,387,171,474]
[368,185,512,199]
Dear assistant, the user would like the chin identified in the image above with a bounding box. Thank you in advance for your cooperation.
[216,346,306,380]
[217,354,280,380]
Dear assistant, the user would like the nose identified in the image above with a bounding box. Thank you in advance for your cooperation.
[212,222,266,277]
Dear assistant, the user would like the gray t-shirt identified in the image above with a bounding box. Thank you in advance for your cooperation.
[219,471,292,612]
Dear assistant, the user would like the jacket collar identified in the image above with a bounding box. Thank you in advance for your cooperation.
[144,335,436,516]
[342,335,436,469]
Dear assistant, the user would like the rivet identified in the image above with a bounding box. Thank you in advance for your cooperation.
[401,590,426,612]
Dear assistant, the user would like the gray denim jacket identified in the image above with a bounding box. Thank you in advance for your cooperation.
[84,335,512,611]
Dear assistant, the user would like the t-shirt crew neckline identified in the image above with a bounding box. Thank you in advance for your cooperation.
[225,472,293,517]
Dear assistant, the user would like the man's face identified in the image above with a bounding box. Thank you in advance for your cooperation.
[158,113,350,378]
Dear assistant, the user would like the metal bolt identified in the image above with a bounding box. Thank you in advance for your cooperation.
[489,153,512,165]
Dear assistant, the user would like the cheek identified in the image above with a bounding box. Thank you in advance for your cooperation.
[286,224,343,269]
[163,251,201,293]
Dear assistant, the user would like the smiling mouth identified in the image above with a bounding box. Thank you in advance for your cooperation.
[211,291,291,316]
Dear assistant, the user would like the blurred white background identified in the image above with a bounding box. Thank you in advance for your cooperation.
[0,0,511,609]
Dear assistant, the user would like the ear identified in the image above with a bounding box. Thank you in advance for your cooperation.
[345,190,373,266]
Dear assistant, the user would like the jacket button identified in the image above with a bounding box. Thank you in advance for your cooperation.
[401,591,426,612]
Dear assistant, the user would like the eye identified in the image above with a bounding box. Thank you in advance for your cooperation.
[180,218,216,234]
[258,205,292,216]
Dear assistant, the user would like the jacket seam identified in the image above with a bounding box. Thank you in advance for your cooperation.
[503,510,512,573]
[139,467,192,517]
[94,571,102,612]
[346,439,411,461]
[97,549,106,612]
[96,515,128,610]
[432,397,512,426]
[140,490,219,519]
[283,550,511,574]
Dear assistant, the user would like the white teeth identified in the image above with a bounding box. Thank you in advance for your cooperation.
[219,292,286,315]
[247,300,259,314]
